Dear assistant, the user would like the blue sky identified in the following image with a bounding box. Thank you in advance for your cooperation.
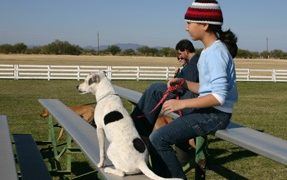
[0,0,287,51]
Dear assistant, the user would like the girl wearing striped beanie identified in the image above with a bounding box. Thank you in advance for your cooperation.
[148,0,238,179]
[184,0,238,57]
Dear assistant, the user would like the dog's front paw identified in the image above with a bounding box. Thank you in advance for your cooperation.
[97,161,104,168]
[104,167,124,176]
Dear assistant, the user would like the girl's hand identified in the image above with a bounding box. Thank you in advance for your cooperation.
[162,99,184,114]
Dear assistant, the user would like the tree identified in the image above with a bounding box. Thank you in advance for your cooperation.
[0,44,15,54]
[260,51,270,59]
[137,46,150,56]
[14,43,27,53]
[122,49,136,56]
[25,46,42,54]
[41,40,82,55]
[251,51,260,58]
[237,49,253,58]
[81,48,97,55]
[106,45,121,55]
[159,47,176,57]
[270,49,287,59]
[149,48,159,56]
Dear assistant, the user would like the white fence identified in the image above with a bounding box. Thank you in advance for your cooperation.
[0,64,287,82]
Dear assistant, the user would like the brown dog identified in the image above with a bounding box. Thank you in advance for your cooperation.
[40,103,96,140]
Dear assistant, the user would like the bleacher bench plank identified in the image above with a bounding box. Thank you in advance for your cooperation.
[39,99,150,180]
[13,134,51,180]
[215,123,287,165]
[113,85,287,165]
[0,115,18,180]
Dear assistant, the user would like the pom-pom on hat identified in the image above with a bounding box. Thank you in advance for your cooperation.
[185,0,223,25]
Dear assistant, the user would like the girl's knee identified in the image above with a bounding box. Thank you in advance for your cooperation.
[148,83,166,94]
[149,131,159,145]
[149,82,165,89]
[149,130,169,149]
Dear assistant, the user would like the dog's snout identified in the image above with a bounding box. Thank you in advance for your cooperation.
[76,85,79,89]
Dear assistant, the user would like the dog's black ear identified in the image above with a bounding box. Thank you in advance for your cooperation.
[88,74,100,85]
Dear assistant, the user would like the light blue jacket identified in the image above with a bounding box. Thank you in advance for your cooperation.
[197,40,238,113]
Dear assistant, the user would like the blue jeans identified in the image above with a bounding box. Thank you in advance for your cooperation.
[149,107,231,179]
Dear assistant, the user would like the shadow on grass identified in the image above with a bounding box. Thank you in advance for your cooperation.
[207,147,257,179]
[71,161,99,180]
[39,144,98,179]
[38,139,256,179]
[208,164,248,180]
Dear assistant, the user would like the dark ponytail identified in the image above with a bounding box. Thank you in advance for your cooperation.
[208,25,238,58]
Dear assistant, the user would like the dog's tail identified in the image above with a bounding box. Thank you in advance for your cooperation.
[82,101,97,106]
[138,161,182,180]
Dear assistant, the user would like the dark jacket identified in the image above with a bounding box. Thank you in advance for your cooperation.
[175,54,199,83]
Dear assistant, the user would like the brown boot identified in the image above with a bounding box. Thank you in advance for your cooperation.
[195,159,206,180]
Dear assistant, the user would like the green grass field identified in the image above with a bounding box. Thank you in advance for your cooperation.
[0,79,286,179]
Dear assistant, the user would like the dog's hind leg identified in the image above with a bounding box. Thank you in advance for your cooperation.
[105,143,135,176]
[104,144,126,176]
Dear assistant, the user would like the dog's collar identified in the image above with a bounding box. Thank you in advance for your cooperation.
[97,93,119,103]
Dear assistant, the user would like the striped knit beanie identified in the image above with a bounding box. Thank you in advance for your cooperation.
[185,0,223,25]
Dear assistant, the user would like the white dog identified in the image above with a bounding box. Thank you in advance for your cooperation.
[77,71,182,180]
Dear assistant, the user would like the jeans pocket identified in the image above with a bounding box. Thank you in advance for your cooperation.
[204,113,230,133]
[211,115,230,132]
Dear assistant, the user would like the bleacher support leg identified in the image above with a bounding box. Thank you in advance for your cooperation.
[48,115,58,158]
[195,136,208,179]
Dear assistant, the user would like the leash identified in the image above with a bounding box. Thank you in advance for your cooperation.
[149,78,186,116]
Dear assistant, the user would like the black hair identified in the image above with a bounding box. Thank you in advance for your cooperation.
[175,39,195,53]
[207,25,238,58]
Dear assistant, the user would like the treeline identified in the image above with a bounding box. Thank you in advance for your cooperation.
[0,40,82,55]
[1,40,287,59]
[0,40,177,57]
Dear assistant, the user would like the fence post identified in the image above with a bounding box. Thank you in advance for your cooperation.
[166,67,169,80]
[77,66,80,81]
[107,66,112,80]
[272,69,276,82]
[14,64,19,80]
[247,69,250,81]
[47,65,51,81]
[136,66,140,81]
